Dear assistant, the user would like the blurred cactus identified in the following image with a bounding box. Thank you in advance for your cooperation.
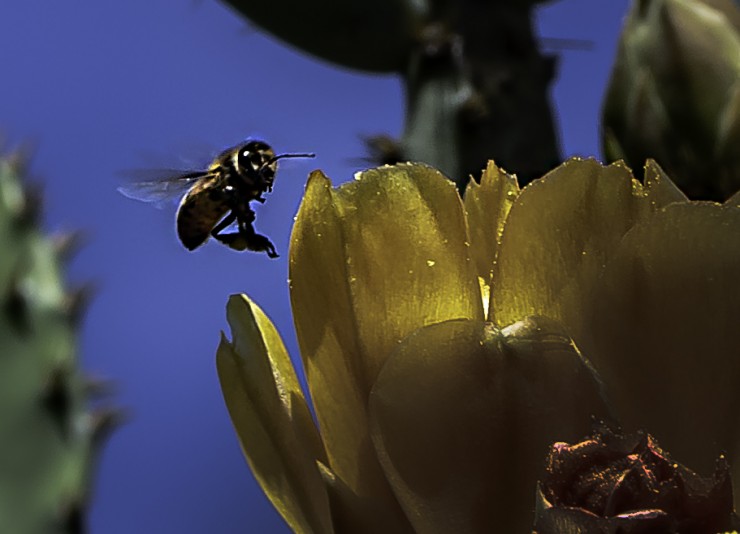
[0,153,116,533]
[603,0,740,200]
[221,0,562,191]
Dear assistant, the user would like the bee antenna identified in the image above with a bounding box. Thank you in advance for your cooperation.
[269,152,316,164]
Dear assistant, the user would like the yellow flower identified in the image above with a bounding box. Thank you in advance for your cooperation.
[217,160,740,532]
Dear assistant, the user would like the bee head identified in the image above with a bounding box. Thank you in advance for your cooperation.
[237,141,277,181]
[235,140,315,190]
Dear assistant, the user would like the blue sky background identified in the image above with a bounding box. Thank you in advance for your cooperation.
[0,1,629,531]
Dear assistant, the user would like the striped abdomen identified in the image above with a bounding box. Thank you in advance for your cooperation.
[176,178,230,250]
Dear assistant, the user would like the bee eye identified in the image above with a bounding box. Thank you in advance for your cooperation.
[239,149,269,170]
[237,150,255,169]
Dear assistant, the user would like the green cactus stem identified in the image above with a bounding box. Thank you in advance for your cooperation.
[0,153,117,534]
[221,0,562,192]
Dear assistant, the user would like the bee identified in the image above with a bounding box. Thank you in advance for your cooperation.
[119,140,314,258]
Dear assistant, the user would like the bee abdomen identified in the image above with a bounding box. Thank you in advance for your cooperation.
[176,189,229,251]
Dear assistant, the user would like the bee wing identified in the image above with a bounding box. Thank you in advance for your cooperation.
[117,170,212,209]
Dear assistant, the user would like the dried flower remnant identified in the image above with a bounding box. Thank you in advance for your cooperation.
[534,426,739,533]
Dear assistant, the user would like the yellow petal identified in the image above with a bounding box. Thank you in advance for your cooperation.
[464,160,520,289]
[643,159,689,207]
[491,158,647,327]
[490,158,688,329]
[331,164,484,381]
[288,170,398,515]
[726,188,740,206]
[217,294,332,534]
[580,202,740,476]
[317,461,413,534]
[369,316,611,534]
[289,165,481,511]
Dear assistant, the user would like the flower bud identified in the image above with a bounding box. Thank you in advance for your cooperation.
[602,0,740,200]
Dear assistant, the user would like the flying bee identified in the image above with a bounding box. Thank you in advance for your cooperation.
[118,140,314,258]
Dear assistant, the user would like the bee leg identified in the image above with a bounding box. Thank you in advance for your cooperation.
[236,220,279,258]
[256,196,266,204]
[213,227,278,258]
[212,211,278,258]
[210,211,237,239]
